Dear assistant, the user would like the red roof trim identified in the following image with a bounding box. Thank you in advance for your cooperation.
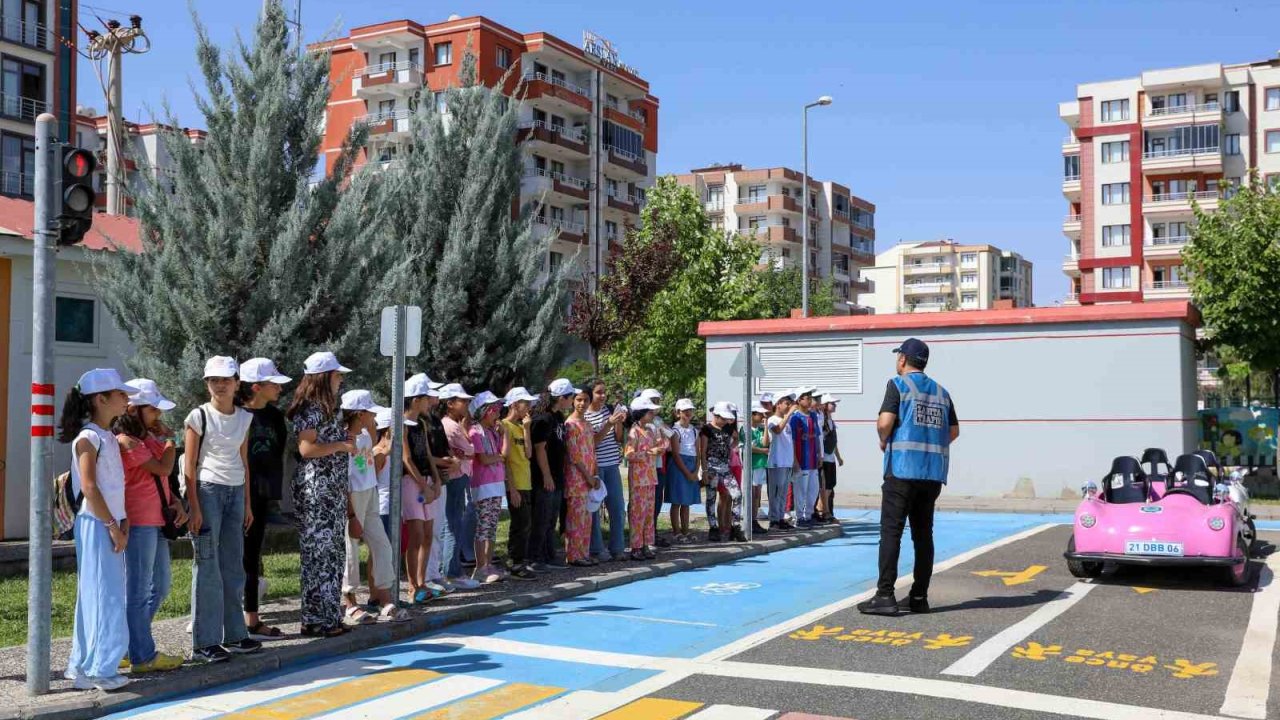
[697,301,1200,337]
[0,196,142,253]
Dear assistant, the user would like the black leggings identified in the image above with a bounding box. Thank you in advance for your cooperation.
[242,492,271,614]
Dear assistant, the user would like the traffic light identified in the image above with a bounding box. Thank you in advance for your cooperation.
[57,147,96,247]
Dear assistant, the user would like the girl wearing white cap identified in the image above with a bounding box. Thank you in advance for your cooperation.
[113,380,185,673]
[287,352,357,638]
[468,392,508,583]
[701,402,746,542]
[564,389,601,567]
[667,399,700,543]
[624,396,664,560]
[59,369,138,691]
[402,373,444,603]
[185,357,260,662]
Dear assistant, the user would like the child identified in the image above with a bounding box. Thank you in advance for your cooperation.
[114,379,185,673]
[625,396,664,560]
[789,387,822,528]
[701,401,745,542]
[818,393,844,524]
[564,389,600,566]
[61,369,139,691]
[750,404,771,535]
[340,390,407,623]
[439,383,481,589]
[186,356,262,660]
[402,374,443,604]
[371,408,398,547]
[237,358,291,641]
[501,387,537,579]
[468,391,508,583]
[767,391,797,531]
[667,399,700,543]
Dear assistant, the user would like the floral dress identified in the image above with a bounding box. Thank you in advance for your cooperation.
[291,401,349,629]
[627,424,659,550]
[564,417,596,562]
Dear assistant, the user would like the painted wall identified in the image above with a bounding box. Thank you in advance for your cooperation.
[702,305,1198,499]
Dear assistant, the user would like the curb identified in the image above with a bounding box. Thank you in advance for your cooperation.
[13,525,841,720]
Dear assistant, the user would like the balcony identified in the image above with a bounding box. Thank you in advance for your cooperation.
[358,108,412,139]
[0,170,32,196]
[0,93,47,122]
[704,200,724,214]
[603,100,645,132]
[1,17,51,52]
[744,225,798,244]
[522,167,589,203]
[850,276,873,294]
[607,192,640,215]
[1146,279,1190,296]
[1062,254,1079,274]
[1145,235,1190,258]
[734,194,801,214]
[533,214,587,245]
[1142,146,1221,175]
[1143,190,1219,214]
[606,145,648,178]
[1144,102,1222,129]
[354,61,423,98]
[905,281,953,295]
[521,72,592,114]
[517,120,589,158]
[903,262,953,275]
[1062,134,1079,153]
[1062,214,1081,236]
[1062,173,1081,199]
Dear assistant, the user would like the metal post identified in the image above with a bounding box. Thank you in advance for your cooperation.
[387,306,406,603]
[105,44,123,216]
[801,109,809,318]
[741,342,753,541]
[27,113,58,696]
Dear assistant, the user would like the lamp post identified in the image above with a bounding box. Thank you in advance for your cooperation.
[802,95,832,317]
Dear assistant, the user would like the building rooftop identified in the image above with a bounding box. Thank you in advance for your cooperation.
[0,196,142,253]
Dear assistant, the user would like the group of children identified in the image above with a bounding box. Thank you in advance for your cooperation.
[58,355,844,692]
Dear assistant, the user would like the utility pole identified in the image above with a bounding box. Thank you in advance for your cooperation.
[86,16,149,217]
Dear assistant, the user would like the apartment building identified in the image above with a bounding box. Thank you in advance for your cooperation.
[0,0,77,198]
[1060,55,1280,304]
[676,164,876,313]
[859,240,1033,314]
[314,16,659,279]
[72,109,207,216]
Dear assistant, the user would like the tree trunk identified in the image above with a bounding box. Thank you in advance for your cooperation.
[1273,368,1279,410]
[591,345,600,377]
[1246,375,1252,406]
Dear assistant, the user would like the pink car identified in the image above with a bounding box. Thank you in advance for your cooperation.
[1064,449,1252,587]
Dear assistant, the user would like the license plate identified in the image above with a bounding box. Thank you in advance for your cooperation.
[1125,540,1184,557]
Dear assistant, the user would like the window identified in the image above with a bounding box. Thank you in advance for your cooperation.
[548,251,564,274]
[1101,182,1130,205]
[408,47,420,66]
[496,46,511,69]
[602,121,642,157]
[606,93,619,109]
[1101,224,1131,247]
[0,131,34,195]
[55,296,95,344]
[377,98,396,115]
[960,273,977,287]
[377,51,396,66]
[1,56,44,120]
[1225,134,1241,155]
[746,215,766,231]
[549,206,565,222]
[707,185,723,207]
[961,293,978,306]
[1101,99,1129,122]
[960,252,977,266]
[1267,130,1280,154]
[434,42,452,66]
[605,220,618,239]
[746,184,766,202]
[1100,141,1129,163]
[1268,88,1280,111]
[1204,93,1218,107]
[1166,93,1186,110]
[1168,221,1188,239]
[605,178,618,197]
[1225,91,1241,113]
[1101,267,1132,289]
[2,0,43,47]
[1063,154,1079,179]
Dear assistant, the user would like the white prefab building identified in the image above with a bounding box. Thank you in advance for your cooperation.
[700,302,1199,499]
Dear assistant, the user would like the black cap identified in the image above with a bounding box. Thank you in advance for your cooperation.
[892,338,930,362]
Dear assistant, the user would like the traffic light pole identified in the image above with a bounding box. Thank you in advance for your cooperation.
[27,113,58,696]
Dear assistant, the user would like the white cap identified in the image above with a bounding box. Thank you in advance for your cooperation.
[203,355,239,379]
[303,351,351,375]
[548,378,579,397]
[796,386,818,398]
[727,402,739,413]
[820,393,839,404]
[759,392,775,405]
[240,358,292,384]
[751,403,767,414]
[469,390,502,417]
[438,383,474,401]
[504,386,538,406]
[422,374,445,390]
[711,401,736,420]
[340,389,378,412]
[405,373,438,399]
[630,396,660,412]
[775,389,799,402]
[375,406,416,430]
[77,368,141,396]
[587,481,608,513]
[640,388,662,401]
[674,398,696,412]
[126,378,176,411]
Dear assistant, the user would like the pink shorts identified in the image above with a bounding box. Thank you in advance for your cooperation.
[401,477,429,522]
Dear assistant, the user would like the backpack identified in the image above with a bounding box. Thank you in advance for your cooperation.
[52,471,81,541]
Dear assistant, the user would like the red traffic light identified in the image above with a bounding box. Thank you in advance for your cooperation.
[63,149,95,180]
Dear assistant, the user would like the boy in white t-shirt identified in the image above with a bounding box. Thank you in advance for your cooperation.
[766,390,798,530]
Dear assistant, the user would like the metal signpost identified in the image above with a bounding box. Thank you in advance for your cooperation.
[729,342,765,541]
[380,305,421,603]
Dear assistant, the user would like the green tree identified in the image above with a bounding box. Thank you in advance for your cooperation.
[1184,172,1280,409]
[750,259,836,318]
[90,1,412,412]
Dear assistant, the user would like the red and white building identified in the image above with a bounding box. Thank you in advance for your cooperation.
[312,16,660,279]
[73,109,208,216]
[1060,55,1280,305]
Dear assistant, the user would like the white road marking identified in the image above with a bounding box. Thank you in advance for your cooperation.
[424,635,676,670]
[941,581,1097,677]
[575,611,719,628]
[1219,552,1280,719]
[685,704,775,719]
[308,675,501,719]
[503,673,696,720]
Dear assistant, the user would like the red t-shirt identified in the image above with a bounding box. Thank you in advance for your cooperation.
[120,434,171,527]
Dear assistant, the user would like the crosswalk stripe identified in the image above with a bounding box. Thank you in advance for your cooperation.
[685,705,776,719]
[309,675,502,719]
[402,682,563,720]
[219,668,441,719]
[592,698,705,720]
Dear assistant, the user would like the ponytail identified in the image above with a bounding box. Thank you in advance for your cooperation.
[56,387,94,443]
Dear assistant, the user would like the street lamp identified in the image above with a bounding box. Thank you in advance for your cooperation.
[802,95,833,317]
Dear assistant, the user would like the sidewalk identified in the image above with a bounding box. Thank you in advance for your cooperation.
[836,493,1280,519]
[0,523,840,720]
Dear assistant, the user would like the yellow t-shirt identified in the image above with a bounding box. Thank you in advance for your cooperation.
[501,418,532,491]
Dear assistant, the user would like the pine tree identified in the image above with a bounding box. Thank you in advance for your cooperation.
[90,1,414,412]
[374,49,570,391]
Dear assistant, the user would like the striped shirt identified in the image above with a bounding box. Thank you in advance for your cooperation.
[585,405,622,467]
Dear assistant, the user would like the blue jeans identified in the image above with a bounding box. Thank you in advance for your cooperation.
[191,482,248,650]
[125,525,171,664]
[67,514,127,680]
[461,500,477,564]
[589,464,626,556]
[441,476,471,578]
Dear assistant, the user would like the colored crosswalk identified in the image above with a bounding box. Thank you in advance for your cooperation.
[588,700,858,720]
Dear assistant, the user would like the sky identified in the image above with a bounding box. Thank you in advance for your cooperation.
[77,0,1280,306]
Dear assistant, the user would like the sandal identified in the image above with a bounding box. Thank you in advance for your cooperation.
[300,624,348,638]
[413,588,432,605]
[344,606,376,626]
[379,603,411,623]
[247,622,284,641]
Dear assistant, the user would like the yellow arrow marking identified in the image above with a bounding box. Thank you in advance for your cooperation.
[971,565,1048,586]
[1132,587,1157,594]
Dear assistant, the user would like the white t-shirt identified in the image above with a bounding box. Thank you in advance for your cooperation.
[185,404,253,486]
[376,453,391,515]
[673,423,698,456]
[72,423,126,521]
[767,415,794,469]
[348,428,377,493]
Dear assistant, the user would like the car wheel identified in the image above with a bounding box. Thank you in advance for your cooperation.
[1224,536,1252,588]
[1066,537,1103,579]
[1244,518,1258,556]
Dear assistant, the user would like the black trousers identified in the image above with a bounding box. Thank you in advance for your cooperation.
[507,489,533,567]
[529,482,562,563]
[876,478,943,598]
[242,492,271,614]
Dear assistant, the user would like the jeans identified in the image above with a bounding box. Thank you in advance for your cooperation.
[589,464,626,556]
[441,476,470,578]
[191,482,248,650]
[792,468,820,522]
[529,481,562,563]
[766,468,792,523]
[67,514,127,680]
[243,492,270,614]
[876,478,944,598]
[653,459,667,523]
[507,489,533,566]
[125,525,172,664]
[460,500,477,564]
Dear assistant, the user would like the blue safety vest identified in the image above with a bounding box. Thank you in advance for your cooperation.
[884,372,952,483]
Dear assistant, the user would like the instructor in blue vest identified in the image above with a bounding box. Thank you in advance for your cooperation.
[859,338,959,616]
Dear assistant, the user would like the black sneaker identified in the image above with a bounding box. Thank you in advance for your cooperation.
[752,522,770,536]
[857,594,899,616]
[191,645,231,664]
[778,520,795,531]
[655,536,671,548]
[547,558,569,569]
[225,638,263,654]
[730,527,747,542]
[642,547,657,560]
[707,528,722,542]
[900,596,931,614]
[510,565,536,580]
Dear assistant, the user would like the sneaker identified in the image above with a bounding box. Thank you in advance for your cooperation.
[510,565,536,580]
[752,522,769,536]
[478,572,502,585]
[642,547,657,560]
[594,552,613,563]
[707,529,722,543]
[427,579,453,595]
[730,527,747,542]
[450,576,481,590]
[655,536,671,548]
[778,520,795,531]
[131,653,184,673]
[73,673,130,692]
[527,562,551,574]
[630,550,645,561]
[547,558,569,569]
[857,594,900,616]
[225,638,263,654]
[900,596,931,614]
[190,645,231,664]
[118,657,130,671]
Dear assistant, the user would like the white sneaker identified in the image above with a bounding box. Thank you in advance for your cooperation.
[185,621,193,634]
[73,674,130,692]
[449,576,481,590]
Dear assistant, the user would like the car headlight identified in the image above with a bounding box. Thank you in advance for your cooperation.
[1208,517,1225,531]
[1079,514,1096,528]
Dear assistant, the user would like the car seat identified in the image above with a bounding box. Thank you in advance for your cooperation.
[1193,450,1224,479]
[1140,448,1172,481]
[1102,456,1148,504]
[1167,454,1214,504]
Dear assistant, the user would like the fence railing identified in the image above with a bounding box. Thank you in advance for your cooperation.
[1142,146,1220,160]
[1,18,50,50]
[522,72,591,100]
[1147,101,1220,118]
[1147,190,1218,203]
[524,166,589,189]
[361,60,422,76]
[0,93,47,121]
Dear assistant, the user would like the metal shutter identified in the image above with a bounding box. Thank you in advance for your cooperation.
[754,339,863,395]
